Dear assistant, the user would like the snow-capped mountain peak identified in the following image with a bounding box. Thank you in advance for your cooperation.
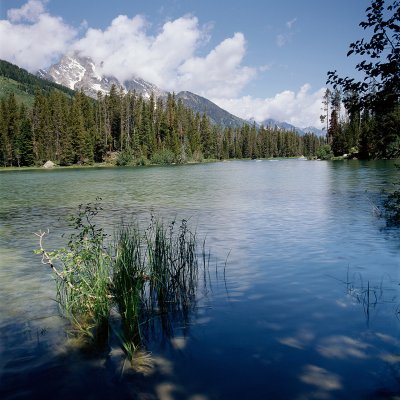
[37,54,323,132]
[38,53,166,99]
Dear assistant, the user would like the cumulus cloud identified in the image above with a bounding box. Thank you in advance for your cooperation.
[73,15,203,86]
[213,84,326,128]
[177,32,256,98]
[7,0,46,22]
[1,1,324,127]
[0,0,77,71]
[72,16,255,98]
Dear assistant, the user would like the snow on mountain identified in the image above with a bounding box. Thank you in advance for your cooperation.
[38,53,166,99]
[37,54,324,133]
[124,78,165,99]
[38,54,246,127]
[260,118,325,137]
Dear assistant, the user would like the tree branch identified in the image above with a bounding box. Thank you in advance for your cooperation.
[35,229,75,290]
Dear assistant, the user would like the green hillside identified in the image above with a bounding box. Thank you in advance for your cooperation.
[0,76,36,107]
[0,59,75,106]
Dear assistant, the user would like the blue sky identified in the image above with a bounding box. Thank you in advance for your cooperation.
[0,0,371,127]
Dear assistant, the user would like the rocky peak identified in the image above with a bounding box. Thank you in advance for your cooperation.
[38,53,165,99]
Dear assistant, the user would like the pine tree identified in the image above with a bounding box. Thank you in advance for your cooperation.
[3,93,20,166]
[15,103,33,166]
[69,93,93,164]
[0,98,9,166]
[327,0,400,159]
[108,84,122,149]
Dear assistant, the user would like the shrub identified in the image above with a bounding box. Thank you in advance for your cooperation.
[116,150,134,166]
[150,148,176,165]
[36,202,210,365]
[317,144,334,160]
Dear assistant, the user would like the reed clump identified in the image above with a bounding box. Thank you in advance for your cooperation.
[36,201,209,365]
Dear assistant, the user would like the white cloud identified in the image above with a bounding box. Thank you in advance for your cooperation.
[286,17,297,29]
[276,17,297,47]
[176,32,256,98]
[213,84,326,128]
[0,0,77,71]
[7,0,46,23]
[1,1,323,127]
[72,16,255,98]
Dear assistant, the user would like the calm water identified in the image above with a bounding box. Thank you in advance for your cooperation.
[0,160,399,399]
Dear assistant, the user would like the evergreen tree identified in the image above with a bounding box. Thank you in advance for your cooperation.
[0,98,9,166]
[15,103,33,166]
[327,0,399,158]
[69,93,93,164]
[31,90,52,164]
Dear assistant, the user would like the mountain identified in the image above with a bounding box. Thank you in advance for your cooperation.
[176,91,247,128]
[260,118,325,137]
[0,59,75,106]
[302,126,325,137]
[38,53,247,128]
[261,118,300,133]
[37,54,166,99]
[3,55,322,134]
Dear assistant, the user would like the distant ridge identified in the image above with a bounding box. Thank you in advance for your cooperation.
[0,59,75,98]
[176,91,247,128]
[1,56,324,135]
[260,118,324,137]
[37,53,248,128]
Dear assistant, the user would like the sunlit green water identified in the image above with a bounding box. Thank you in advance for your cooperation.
[0,160,399,399]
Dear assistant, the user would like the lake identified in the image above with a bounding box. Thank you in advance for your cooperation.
[0,159,399,399]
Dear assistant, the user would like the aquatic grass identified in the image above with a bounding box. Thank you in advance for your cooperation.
[36,199,112,346]
[57,248,112,345]
[146,218,199,321]
[112,222,148,359]
[112,217,204,363]
[37,202,213,367]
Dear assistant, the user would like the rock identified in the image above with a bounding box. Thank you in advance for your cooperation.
[43,160,55,169]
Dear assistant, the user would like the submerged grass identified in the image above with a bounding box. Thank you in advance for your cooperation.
[113,222,147,358]
[112,217,201,362]
[36,201,211,366]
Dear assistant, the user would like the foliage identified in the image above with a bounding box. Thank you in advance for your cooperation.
[316,144,334,160]
[0,60,328,167]
[116,149,135,166]
[326,0,400,159]
[150,148,176,165]
[384,189,400,225]
[112,217,200,359]
[36,199,111,344]
[134,154,150,166]
[0,76,35,107]
[384,165,400,225]
[327,0,399,110]
[0,59,75,100]
[36,202,210,364]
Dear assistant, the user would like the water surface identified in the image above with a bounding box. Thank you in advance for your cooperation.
[0,160,399,399]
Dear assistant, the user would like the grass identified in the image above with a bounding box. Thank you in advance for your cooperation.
[0,76,35,107]
[113,222,147,357]
[112,217,201,362]
[36,202,210,366]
